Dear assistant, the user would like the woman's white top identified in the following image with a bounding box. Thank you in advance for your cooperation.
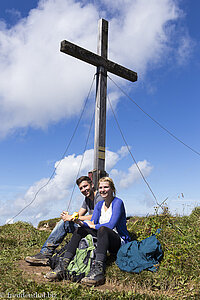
[99,202,125,245]
[99,202,113,224]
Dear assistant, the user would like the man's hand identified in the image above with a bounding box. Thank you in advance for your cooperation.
[60,211,73,222]
[71,212,79,221]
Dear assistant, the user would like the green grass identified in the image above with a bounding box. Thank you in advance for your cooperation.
[0,207,199,299]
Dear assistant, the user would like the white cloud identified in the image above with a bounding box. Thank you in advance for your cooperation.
[6,218,14,224]
[177,35,193,65]
[6,9,22,20]
[107,0,181,73]
[117,145,130,158]
[0,0,190,137]
[107,91,121,113]
[111,159,153,188]
[0,0,98,137]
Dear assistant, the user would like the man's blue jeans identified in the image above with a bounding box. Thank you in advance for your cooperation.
[40,219,78,255]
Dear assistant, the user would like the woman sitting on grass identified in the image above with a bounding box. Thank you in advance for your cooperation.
[46,177,130,286]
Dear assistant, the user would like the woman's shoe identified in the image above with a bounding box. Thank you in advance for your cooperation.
[45,258,70,281]
[81,260,105,286]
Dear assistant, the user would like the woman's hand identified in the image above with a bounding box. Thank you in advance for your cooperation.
[89,223,96,229]
[85,220,96,229]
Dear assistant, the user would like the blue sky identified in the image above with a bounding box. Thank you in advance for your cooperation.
[0,0,200,226]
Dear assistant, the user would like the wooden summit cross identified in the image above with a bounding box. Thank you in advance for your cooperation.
[60,19,137,189]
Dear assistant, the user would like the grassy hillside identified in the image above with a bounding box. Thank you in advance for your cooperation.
[0,207,199,299]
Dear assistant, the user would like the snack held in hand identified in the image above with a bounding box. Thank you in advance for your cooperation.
[72,212,79,220]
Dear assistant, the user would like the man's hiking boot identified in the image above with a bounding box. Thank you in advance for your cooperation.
[25,252,50,266]
[45,258,70,281]
[81,260,105,286]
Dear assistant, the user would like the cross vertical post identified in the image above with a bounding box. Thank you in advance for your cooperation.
[93,19,108,189]
[60,18,137,190]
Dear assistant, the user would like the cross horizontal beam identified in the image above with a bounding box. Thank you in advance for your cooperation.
[60,40,137,82]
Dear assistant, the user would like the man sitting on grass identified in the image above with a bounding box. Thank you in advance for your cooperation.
[25,175,103,265]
